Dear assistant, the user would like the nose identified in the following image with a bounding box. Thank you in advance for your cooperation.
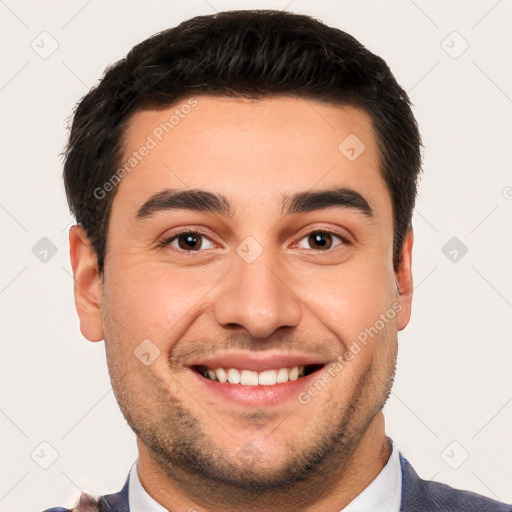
[213,252,302,339]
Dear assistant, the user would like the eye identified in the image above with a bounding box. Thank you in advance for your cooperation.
[159,231,215,252]
[294,230,347,251]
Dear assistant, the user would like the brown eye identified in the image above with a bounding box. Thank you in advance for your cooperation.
[177,232,202,250]
[308,231,333,250]
[296,230,345,251]
[160,231,215,252]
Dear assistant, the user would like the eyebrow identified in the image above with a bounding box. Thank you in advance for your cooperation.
[135,187,374,220]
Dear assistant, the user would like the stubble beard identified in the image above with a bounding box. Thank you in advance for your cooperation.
[106,329,397,510]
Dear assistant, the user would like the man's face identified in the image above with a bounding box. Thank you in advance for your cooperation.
[73,96,413,494]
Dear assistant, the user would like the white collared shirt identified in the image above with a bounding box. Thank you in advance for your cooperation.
[128,461,167,512]
[340,440,402,512]
[128,441,402,512]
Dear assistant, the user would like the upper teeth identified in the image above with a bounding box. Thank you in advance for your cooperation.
[204,366,305,385]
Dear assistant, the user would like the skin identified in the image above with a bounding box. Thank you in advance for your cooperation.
[70,96,414,512]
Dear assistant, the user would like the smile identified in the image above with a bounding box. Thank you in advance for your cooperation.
[192,364,325,386]
[185,352,329,406]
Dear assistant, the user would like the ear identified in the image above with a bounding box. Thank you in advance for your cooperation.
[69,225,104,342]
[395,228,414,331]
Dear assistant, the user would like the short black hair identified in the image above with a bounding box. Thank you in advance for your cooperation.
[63,9,421,273]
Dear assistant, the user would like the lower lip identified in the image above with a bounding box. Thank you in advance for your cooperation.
[188,368,323,407]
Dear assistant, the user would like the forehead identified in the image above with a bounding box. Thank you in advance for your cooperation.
[114,95,389,222]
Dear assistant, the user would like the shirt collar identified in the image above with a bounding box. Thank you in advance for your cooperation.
[339,439,402,512]
[128,440,402,512]
[128,460,167,512]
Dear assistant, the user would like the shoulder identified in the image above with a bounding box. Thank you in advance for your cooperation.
[400,453,512,512]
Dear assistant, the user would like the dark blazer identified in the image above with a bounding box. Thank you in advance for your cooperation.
[43,454,512,511]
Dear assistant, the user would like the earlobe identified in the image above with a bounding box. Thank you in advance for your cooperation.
[69,225,105,342]
[395,228,414,331]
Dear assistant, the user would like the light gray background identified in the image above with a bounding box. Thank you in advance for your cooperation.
[1,1,511,510]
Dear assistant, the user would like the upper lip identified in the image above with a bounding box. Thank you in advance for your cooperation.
[187,352,328,372]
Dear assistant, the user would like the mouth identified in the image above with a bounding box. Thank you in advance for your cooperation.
[187,357,328,407]
[191,364,325,386]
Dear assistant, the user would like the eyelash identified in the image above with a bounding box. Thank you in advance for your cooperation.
[157,229,350,253]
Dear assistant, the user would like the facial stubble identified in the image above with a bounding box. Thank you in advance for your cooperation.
[103,318,397,510]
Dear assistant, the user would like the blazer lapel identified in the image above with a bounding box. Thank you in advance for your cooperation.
[399,453,436,511]
[98,474,130,512]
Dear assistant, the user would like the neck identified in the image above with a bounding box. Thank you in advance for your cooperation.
[136,412,391,512]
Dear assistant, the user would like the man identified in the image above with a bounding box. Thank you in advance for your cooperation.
[44,9,511,512]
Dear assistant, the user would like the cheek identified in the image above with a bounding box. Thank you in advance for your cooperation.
[298,263,396,350]
[103,261,212,344]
